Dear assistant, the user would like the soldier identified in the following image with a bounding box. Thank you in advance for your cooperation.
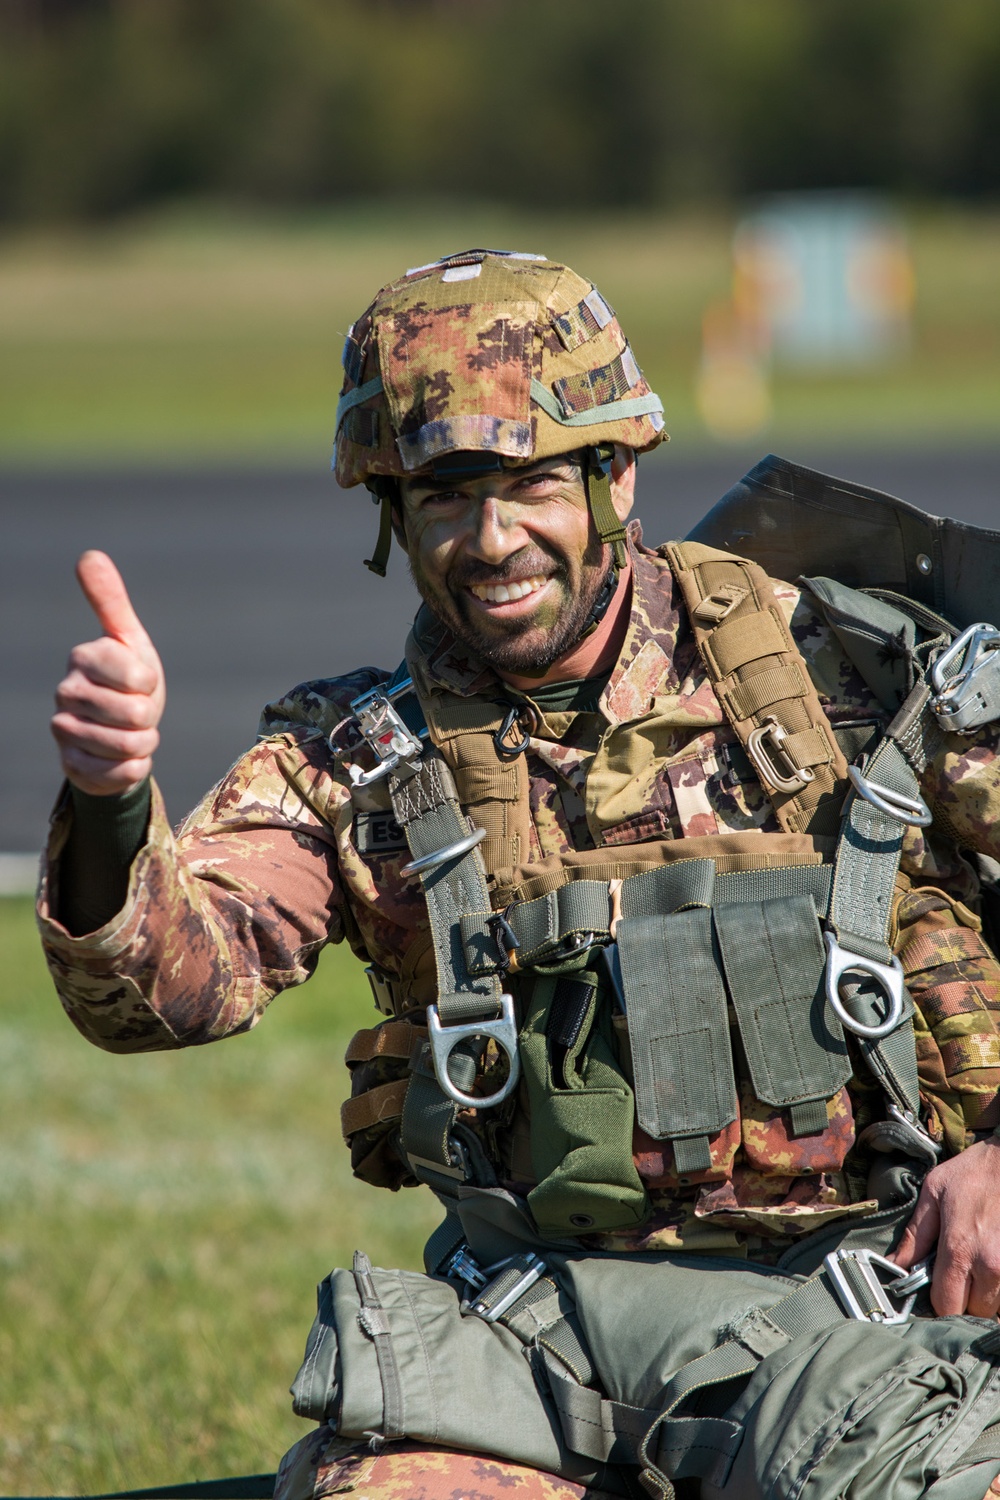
[42,250,1000,1500]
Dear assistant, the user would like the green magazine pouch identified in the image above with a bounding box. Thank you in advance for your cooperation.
[517,969,648,1238]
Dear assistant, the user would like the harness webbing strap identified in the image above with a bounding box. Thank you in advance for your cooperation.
[829,735,925,1119]
[386,752,504,1189]
[390,756,502,1023]
[665,541,850,836]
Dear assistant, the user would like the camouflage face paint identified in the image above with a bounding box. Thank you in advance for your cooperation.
[399,456,611,673]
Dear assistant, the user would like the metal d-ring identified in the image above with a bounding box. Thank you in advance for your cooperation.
[823,930,906,1039]
[401,826,486,877]
[848,765,932,828]
[426,993,521,1109]
[494,704,531,760]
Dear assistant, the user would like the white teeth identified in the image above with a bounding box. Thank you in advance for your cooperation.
[470,574,547,604]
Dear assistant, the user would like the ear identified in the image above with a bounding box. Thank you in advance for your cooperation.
[609,445,636,523]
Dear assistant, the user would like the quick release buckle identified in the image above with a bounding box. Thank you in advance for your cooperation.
[426,993,521,1110]
[930,623,1000,734]
[332,677,427,787]
[823,1248,931,1324]
[746,715,815,794]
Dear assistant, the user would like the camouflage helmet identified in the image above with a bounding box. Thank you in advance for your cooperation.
[333,248,667,573]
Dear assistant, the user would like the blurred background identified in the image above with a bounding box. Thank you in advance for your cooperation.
[1,0,999,1491]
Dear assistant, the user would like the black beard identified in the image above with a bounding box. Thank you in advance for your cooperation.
[411,542,612,675]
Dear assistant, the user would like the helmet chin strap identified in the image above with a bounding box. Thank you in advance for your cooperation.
[584,445,628,570]
[578,559,619,641]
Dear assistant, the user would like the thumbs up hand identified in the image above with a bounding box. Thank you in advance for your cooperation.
[52,551,166,796]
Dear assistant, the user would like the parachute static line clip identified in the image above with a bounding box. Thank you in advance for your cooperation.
[426,992,521,1109]
[824,1247,930,1324]
[333,677,428,787]
[848,764,933,828]
[823,930,906,1040]
[930,622,1000,733]
[746,715,815,794]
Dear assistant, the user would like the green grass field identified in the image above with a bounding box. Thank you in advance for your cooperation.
[0,895,440,1496]
[0,202,998,461]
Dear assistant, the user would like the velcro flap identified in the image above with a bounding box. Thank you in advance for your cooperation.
[345,1020,424,1065]
[341,1077,410,1140]
[709,609,787,676]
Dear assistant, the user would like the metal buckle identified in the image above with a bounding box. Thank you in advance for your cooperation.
[930,623,1000,733]
[823,931,906,1039]
[468,1252,547,1322]
[746,715,815,794]
[400,826,486,877]
[443,1243,489,1294]
[334,678,427,787]
[848,765,932,827]
[426,992,521,1109]
[823,1248,923,1323]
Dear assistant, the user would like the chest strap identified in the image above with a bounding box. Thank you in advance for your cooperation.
[385,747,518,1194]
[665,540,850,836]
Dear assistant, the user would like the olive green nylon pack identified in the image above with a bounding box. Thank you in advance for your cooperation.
[290,1192,1000,1500]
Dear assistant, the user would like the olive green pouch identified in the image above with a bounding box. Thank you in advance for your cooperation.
[518,970,648,1239]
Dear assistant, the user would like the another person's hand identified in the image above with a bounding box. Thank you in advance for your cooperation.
[51,551,166,796]
[891,1136,1000,1317]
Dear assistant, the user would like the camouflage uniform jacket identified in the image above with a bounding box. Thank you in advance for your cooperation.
[37,523,1000,1259]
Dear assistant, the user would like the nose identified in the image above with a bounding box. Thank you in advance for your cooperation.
[465,495,530,567]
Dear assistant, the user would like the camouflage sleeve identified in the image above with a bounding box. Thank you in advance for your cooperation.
[36,723,357,1055]
[921,722,1000,861]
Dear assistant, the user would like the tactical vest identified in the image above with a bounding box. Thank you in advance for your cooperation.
[335,535,1000,1246]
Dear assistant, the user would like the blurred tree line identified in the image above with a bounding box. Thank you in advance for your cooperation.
[1,0,999,224]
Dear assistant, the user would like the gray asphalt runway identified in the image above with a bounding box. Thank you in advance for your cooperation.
[3,442,998,854]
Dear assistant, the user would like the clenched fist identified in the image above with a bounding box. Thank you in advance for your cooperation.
[52,551,166,796]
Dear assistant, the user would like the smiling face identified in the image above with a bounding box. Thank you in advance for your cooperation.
[396,449,634,675]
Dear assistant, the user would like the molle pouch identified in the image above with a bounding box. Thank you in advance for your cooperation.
[617,906,739,1181]
[290,1251,619,1492]
[715,896,854,1166]
[519,970,649,1239]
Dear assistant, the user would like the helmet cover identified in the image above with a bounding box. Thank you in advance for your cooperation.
[334,248,667,488]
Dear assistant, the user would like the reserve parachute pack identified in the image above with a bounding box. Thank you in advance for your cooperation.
[294,457,1000,1498]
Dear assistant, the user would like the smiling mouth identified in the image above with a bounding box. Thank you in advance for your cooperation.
[467,573,549,605]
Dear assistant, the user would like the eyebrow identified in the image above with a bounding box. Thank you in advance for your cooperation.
[408,462,576,495]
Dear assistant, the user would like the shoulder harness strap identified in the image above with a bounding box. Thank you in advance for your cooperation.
[665,540,849,836]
